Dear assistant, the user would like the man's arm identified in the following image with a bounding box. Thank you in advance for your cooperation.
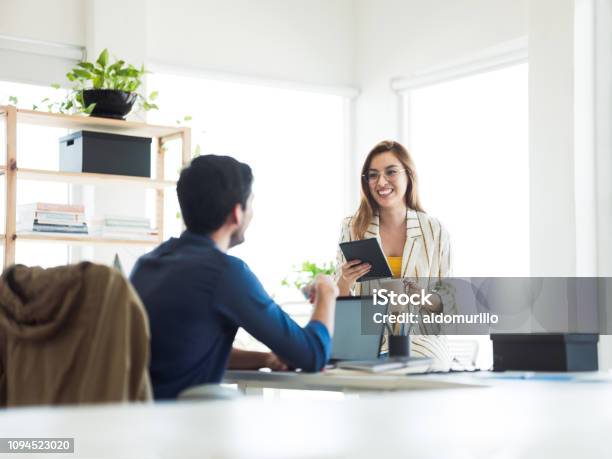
[227,348,287,371]
[216,259,338,372]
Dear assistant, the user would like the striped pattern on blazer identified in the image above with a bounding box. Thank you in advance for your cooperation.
[335,208,457,368]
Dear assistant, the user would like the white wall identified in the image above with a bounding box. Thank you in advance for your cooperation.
[0,0,356,89]
[594,0,612,278]
[0,0,85,85]
[0,0,85,45]
[593,0,612,369]
[528,0,576,276]
[85,0,147,63]
[353,0,528,172]
[147,0,356,88]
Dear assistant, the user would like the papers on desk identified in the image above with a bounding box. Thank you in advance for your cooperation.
[325,366,431,377]
[327,356,478,376]
[336,357,432,374]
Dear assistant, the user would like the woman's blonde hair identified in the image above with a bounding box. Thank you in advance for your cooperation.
[352,140,424,240]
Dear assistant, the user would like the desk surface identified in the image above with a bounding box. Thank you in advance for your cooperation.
[224,368,487,391]
[1,374,612,458]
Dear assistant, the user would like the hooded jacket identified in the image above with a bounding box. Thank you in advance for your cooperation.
[0,262,151,406]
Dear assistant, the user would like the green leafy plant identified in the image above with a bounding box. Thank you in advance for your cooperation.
[177,115,192,125]
[282,261,336,291]
[36,49,159,115]
[0,95,18,106]
[3,50,160,115]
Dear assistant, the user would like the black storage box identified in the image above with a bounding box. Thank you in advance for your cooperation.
[59,130,151,177]
[491,333,599,372]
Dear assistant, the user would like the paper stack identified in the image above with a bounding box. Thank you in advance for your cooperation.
[97,215,159,241]
[18,202,88,234]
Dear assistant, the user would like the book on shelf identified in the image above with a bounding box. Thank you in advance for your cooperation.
[19,222,89,234]
[99,225,157,234]
[17,202,88,235]
[19,212,86,225]
[104,215,150,226]
[19,202,85,213]
[103,220,151,228]
[91,215,158,241]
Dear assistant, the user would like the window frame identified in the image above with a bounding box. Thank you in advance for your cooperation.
[392,37,528,149]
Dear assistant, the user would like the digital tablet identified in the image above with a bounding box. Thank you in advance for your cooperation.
[339,238,393,282]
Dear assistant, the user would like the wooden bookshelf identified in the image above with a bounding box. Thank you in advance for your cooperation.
[9,167,177,189]
[16,233,158,247]
[0,165,177,189]
[0,105,191,268]
[13,107,187,139]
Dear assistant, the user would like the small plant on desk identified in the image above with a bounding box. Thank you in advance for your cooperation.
[282,260,336,299]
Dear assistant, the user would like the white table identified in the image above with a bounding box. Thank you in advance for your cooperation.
[1,373,612,458]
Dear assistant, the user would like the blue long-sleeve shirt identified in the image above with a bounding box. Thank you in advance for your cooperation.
[129,231,331,399]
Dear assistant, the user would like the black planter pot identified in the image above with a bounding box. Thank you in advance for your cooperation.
[82,89,137,120]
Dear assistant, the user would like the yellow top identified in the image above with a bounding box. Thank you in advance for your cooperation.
[387,256,402,278]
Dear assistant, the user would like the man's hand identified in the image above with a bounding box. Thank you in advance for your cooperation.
[305,274,340,304]
[262,352,289,371]
[315,273,339,298]
[309,274,338,336]
[228,348,288,370]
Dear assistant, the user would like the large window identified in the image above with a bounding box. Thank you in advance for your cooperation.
[400,62,528,370]
[404,63,529,277]
[2,75,349,299]
[147,73,348,304]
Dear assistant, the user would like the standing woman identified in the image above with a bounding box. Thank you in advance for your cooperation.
[336,140,456,366]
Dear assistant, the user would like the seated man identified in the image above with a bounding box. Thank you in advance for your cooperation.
[130,154,337,399]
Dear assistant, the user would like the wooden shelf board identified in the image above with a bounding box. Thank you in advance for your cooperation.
[0,106,186,139]
[15,232,158,246]
[16,168,176,188]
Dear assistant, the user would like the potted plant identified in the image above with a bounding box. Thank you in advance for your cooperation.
[281,261,336,299]
[61,49,158,119]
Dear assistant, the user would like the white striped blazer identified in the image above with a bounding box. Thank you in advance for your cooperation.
[335,208,457,368]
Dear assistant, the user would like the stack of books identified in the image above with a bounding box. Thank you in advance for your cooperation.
[96,216,159,241]
[17,202,88,234]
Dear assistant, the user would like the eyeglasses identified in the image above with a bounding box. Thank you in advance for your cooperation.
[362,168,408,183]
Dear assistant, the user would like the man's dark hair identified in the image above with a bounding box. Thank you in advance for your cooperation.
[177,154,253,234]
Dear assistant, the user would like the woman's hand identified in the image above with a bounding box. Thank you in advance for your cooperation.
[337,259,371,296]
[402,279,442,313]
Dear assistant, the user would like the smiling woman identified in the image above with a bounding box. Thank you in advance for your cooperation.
[335,140,456,367]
